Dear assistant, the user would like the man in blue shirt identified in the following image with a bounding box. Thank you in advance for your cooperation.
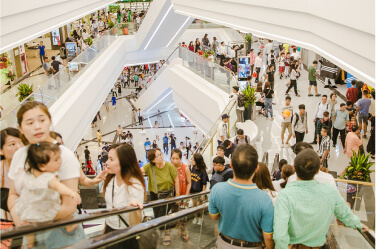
[162,133,169,155]
[356,90,371,138]
[144,138,151,160]
[38,41,46,65]
[209,145,274,249]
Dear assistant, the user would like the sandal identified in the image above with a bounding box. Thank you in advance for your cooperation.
[181,232,190,242]
[163,234,171,246]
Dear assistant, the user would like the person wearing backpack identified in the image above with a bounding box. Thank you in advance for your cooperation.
[292,104,308,146]
[210,156,233,190]
[229,86,245,123]
[233,129,251,145]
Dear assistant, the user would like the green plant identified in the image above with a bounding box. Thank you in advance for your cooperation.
[341,151,375,182]
[108,21,115,29]
[242,85,256,109]
[245,34,253,43]
[108,5,120,13]
[15,83,33,102]
[86,37,93,46]
[204,50,209,58]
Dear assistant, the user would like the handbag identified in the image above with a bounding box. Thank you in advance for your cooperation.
[1,163,9,213]
[252,71,257,78]
[151,164,174,199]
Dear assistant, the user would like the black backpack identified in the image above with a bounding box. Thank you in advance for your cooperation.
[293,112,307,127]
[235,135,249,145]
[210,168,233,189]
[237,93,246,108]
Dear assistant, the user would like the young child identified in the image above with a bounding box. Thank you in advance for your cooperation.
[15,142,81,247]
[346,117,357,133]
[318,126,330,168]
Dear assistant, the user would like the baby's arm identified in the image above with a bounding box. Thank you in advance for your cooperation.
[49,176,81,204]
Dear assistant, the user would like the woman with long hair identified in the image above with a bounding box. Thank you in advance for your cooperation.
[7,101,84,248]
[272,164,294,192]
[103,144,145,249]
[141,148,179,246]
[189,153,209,225]
[255,82,265,115]
[188,41,194,52]
[253,162,278,205]
[194,38,201,53]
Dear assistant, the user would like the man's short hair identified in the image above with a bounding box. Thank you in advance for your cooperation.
[51,56,55,60]
[233,86,239,92]
[217,145,226,152]
[237,129,244,135]
[363,90,369,95]
[294,149,320,180]
[323,111,330,117]
[346,101,353,106]
[312,60,317,65]
[321,126,330,134]
[285,96,291,101]
[223,140,231,148]
[293,142,313,155]
[351,80,357,86]
[213,156,225,165]
[298,104,305,110]
[340,103,346,107]
[231,145,258,180]
[322,95,327,99]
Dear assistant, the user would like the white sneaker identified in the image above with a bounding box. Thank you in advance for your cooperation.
[197,218,203,225]
[281,144,284,148]
[192,218,198,224]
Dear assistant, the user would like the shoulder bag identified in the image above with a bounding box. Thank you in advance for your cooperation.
[151,164,174,199]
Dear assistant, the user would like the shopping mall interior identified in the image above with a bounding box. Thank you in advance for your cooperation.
[0,0,375,248]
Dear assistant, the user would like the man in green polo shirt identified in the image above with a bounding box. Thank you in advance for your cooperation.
[209,145,274,249]
[273,149,368,249]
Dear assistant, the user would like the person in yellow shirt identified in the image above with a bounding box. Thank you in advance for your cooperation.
[97,129,102,147]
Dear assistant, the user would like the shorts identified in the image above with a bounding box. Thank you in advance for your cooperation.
[281,122,292,135]
[358,114,368,123]
[309,80,317,86]
[279,66,285,73]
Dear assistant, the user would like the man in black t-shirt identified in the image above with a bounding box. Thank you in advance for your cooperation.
[84,146,90,164]
[170,134,176,150]
[51,56,61,74]
[222,140,237,158]
[266,64,275,90]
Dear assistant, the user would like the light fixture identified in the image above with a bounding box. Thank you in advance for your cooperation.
[146,90,173,112]
[165,16,191,48]
[175,10,375,84]
[167,113,174,128]
[143,4,173,50]
[147,117,153,128]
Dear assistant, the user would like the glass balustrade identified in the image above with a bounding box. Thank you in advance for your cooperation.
[0,23,136,129]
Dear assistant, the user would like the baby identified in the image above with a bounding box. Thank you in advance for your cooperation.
[15,142,81,247]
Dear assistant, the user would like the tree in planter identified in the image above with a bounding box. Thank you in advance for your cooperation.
[341,151,375,182]
[15,83,33,102]
[242,86,256,120]
[245,34,253,51]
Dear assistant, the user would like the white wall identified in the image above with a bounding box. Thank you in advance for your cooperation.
[171,0,375,86]
[0,0,117,53]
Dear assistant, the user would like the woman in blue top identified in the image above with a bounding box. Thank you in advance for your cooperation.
[111,93,116,109]
[37,41,46,65]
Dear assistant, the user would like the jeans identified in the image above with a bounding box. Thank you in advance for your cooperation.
[295,131,305,143]
[286,79,298,95]
[163,143,168,154]
[255,67,261,82]
[264,98,273,118]
[332,127,346,147]
[39,54,46,64]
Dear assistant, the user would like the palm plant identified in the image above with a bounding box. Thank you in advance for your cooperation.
[15,83,33,102]
[245,34,253,43]
[341,151,375,182]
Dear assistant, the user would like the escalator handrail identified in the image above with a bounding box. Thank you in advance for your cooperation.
[64,203,209,249]
[358,229,376,248]
[1,191,210,240]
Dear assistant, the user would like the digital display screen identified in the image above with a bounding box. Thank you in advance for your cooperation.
[238,57,251,79]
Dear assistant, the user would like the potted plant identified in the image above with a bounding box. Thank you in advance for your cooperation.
[245,34,253,51]
[108,21,115,29]
[341,151,374,182]
[15,83,33,102]
[86,37,93,46]
[242,85,256,120]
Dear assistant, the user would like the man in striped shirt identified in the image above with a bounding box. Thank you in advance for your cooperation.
[273,149,367,249]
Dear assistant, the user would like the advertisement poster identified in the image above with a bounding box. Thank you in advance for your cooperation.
[66,42,77,61]
[51,28,61,46]
[238,57,251,79]
[18,44,28,75]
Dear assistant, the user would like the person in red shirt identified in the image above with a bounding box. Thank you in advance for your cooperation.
[346,80,358,104]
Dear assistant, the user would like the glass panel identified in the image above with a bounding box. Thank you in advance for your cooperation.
[0,23,136,129]
[328,216,374,249]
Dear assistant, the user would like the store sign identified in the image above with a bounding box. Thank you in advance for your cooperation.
[66,42,77,61]
[51,28,61,46]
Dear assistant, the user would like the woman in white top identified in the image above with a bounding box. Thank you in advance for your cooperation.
[103,143,145,249]
[7,101,84,248]
[253,162,278,205]
[272,164,295,193]
[0,128,24,222]
[285,64,300,97]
